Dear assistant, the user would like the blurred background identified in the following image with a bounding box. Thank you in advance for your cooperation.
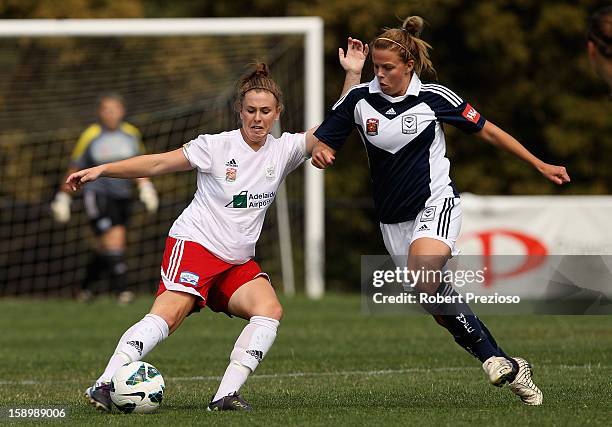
[0,0,610,297]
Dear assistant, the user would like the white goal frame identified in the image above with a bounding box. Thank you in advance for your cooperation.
[0,17,326,299]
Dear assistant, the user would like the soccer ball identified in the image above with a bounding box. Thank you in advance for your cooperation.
[110,361,165,413]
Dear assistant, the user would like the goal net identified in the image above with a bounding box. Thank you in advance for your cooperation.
[0,18,324,298]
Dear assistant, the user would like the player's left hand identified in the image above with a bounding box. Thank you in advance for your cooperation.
[138,181,159,213]
[539,163,570,185]
[339,37,369,75]
[311,142,336,169]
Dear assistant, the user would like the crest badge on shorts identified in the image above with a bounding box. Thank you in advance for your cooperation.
[179,271,199,286]
[420,206,436,222]
[366,118,379,136]
[402,114,417,134]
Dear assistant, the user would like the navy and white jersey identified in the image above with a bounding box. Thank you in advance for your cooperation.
[314,73,486,224]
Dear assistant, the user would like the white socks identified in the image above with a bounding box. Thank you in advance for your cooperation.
[212,316,279,401]
[96,314,169,384]
[95,313,278,402]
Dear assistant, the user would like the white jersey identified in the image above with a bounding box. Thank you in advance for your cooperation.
[169,129,306,264]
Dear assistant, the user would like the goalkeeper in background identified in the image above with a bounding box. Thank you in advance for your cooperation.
[51,93,159,304]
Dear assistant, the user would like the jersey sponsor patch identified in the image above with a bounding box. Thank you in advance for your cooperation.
[179,271,199,286]
[366,118,379,136]
[225,190,276,209]
[462,104,480,123]
[420,206,436,222]
[402,114,417,134]
[225,190,248,208]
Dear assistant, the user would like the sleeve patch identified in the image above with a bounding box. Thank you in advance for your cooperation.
[462,104,480,124]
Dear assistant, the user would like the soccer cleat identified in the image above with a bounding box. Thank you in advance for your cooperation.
[207,392,253,411]
[84,382,112,412]
[508,357,543,406]
[482,356,516,387]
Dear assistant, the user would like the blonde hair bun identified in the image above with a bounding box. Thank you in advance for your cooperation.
[402,16,424,37]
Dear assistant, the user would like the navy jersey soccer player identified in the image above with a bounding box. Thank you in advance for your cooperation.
[316,71,483,226]
[312,17,570,406]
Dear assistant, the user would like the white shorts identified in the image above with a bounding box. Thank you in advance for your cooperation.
[380,197,462,262]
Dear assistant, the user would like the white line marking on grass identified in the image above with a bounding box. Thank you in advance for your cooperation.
[0,364,608,386]
[171,366,471,382]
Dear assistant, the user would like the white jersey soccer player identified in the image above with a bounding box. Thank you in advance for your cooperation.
[169,129,305,266]
[157,129,306,305]
[68,63,328,412]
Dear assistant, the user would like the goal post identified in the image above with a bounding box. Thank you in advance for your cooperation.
[0,17,325,299]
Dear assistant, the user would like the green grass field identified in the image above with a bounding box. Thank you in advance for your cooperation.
[1,294,611,426]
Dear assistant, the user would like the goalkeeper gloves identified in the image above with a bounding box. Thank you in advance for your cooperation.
[138,181,159,213]
[51,192,72,223]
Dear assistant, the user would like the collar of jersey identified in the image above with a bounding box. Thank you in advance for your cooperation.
[368,72,421,103]
[235,128,271,154]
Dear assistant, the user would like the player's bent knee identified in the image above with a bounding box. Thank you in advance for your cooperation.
[249,300,283,321]
[267,302,283,321]
[150,290,196,333]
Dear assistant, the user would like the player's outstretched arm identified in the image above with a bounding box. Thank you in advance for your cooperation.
[304,37,367,169]
[302,126,336,169]
[340,37,368,97]
[66,148,192,191]
[477,121,571,185]
[305,129,336,169]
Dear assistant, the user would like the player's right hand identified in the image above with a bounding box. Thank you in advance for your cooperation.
[339,37,369,75]
[311,142,336,169]
[66,165,104,191]
[50,192,71,223]
[538,163,571,185]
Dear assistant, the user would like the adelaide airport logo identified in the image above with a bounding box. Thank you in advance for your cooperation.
[225,190,248,208]
[225,190,276,209]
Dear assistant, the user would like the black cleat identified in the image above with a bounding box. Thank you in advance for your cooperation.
[84,382,112,412]
[207,392,253,411]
